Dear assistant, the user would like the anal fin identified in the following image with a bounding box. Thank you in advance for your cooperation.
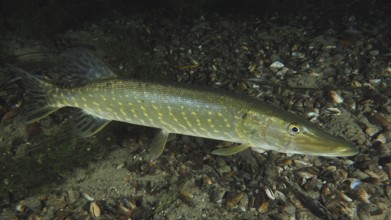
[211,143,251,156]
[72,109,110,137]
[147,129,170,161]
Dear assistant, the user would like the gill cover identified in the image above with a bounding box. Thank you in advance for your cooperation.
[235,109,276,151]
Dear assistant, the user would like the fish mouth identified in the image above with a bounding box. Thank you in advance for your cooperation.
[294,132,358,157]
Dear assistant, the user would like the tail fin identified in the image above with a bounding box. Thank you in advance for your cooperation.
[10,66,58,123]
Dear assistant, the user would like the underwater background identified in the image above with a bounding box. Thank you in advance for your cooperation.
[0,0,391,219]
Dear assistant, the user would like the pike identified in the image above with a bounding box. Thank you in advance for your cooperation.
[10,48,358,160]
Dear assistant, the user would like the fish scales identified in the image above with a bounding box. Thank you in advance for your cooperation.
[55,79,249,142]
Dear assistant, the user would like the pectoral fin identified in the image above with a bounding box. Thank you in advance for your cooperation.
[147,129,170,161]
[211,143,251,156]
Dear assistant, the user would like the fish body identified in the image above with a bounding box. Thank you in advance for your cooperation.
[12,48,358,159]
[57,80,247,142]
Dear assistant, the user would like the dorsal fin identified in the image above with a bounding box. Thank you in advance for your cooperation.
[59,48,117,86]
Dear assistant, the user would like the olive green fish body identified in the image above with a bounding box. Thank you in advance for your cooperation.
[11,48,358,159]
[54,80,248,143]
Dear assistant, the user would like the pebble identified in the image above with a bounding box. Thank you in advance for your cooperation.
[269,61,284,72]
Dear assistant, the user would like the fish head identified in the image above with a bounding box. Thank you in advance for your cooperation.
[236,105,358,157]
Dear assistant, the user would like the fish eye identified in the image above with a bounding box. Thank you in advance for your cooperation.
[288,123,301,135]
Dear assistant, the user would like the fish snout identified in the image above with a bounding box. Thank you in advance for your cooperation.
[295,132,358,157]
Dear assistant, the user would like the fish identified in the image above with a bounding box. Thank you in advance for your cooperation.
[9,48,358,160]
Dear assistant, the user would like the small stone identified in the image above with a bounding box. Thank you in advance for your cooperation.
[90,201,101,218]
[210,190,226,204]
[329,90,344,104]
[269,61,284,72]
[67,190,80,204]
[258,200,269,213]
[218,165,231,173]
[23,197,42,212]
[369,50,379,56]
